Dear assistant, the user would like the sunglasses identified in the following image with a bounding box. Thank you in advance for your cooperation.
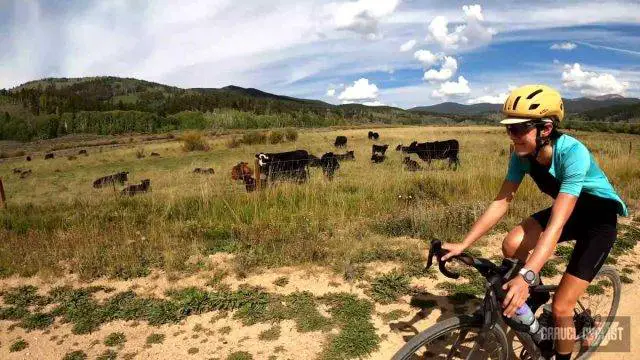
[505,122,537,136]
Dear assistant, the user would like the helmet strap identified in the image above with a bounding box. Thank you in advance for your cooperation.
[533,123,551,159]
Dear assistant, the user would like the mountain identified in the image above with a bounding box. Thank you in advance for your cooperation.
[410,96,640,115]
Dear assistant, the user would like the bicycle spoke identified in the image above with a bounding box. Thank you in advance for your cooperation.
[447,330,470,360]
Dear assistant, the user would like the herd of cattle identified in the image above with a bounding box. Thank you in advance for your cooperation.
[7,130,461,196]
[229,131,460,192]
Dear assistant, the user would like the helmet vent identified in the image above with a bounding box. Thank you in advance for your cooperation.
[512,96,521,110]
[529,104,540,110]
[560,103,563,110]
[527,89,543,99]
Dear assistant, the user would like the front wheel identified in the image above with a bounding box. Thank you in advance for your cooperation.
[391,315,510,360]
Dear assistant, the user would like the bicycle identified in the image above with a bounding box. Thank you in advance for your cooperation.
[391,240,621,360]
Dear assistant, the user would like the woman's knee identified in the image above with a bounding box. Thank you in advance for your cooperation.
[502,226,524,257]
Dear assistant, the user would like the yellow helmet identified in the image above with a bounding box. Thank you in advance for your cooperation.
[500,85,564,124]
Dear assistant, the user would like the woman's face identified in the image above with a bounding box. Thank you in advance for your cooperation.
[506,122,539,156]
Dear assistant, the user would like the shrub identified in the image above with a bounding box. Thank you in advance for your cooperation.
[10,339,28,352]
[269,131,284,144]
[181,131,210,152]
[285,128,298,142]
[241,131,267,145]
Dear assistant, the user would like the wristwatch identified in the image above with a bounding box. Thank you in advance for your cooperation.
[518,267,539,286]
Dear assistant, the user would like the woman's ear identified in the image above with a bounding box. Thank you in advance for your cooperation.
[541,123,553,137]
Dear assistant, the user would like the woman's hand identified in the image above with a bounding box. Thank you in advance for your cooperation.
[440,243,467,261]
[502,276,530,318]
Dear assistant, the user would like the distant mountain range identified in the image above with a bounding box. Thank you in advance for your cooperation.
[409,95,640,115]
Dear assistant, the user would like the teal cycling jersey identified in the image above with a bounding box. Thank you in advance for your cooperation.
[506,134,628,216]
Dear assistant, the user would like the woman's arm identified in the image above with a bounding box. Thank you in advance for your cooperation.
[442,180,520,260]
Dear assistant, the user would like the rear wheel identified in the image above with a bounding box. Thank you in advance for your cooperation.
[573,265,621,359]
[391,315,510,360]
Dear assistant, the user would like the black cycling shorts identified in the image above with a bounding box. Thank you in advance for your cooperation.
[531,193,618,282]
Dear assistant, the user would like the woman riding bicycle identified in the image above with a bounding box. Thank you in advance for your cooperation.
[441,84,628,360]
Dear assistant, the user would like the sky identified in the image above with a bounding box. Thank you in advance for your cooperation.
[1,0,639,109]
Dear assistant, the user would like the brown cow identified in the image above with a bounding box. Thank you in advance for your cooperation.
[231,162,256,192]
[121,179,151,196]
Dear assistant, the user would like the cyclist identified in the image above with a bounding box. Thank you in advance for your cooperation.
[441,84,628,360]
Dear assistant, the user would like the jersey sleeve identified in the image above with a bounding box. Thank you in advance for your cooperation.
[505,153,526,183]
[559,143,590,196]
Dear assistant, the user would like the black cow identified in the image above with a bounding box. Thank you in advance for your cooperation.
[403,157,422,171]
[371,154,386,163]
[371,144,389,163]
[319,152,340,179]
[406,139,460,169]
[26,156,31,161]
[395,144,410,152]
[334,136,347,148]
[44,153,54,160]
[367,131,380,140]
[79,149,88,155]
[121,179,151,196]
[193,167,215,174]
[93,171,129,188]
[335,150,355,161]
[150,152,160,157]
[256,150,311,184]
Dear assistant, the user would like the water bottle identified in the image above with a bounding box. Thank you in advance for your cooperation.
[514,303,540,335]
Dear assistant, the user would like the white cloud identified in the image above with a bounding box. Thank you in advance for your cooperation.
[561,63,629,96]
[363,100,386,106]
[425,4,496,50]
[326,88,336,97]
[400,39,416,52]
[432,76,471,98]
[467,92,509,104]
[550,42,577,50]
[338,78,379,100]
[423,56,457,82]
[413,49,441,67]
[323,0,400,39]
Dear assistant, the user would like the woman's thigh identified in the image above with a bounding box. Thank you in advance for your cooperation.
[503,216,544,261]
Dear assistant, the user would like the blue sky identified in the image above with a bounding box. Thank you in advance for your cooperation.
[1,0,639,108]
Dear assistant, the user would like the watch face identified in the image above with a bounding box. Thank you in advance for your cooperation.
[525,271,535,282]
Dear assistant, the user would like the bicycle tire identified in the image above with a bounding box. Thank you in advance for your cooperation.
[391,315,510,360]
[574,265,621,360]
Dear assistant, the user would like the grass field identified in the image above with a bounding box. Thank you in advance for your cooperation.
[0,125,639,359]
[0,126,638,280]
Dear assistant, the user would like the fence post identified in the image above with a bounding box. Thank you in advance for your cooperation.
[0,178,6,209]
[629,141,632,158]
[254,159,262,191]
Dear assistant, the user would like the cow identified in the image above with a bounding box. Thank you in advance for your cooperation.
[334,136,347,148]
[193,167,215,174]
[403,157,422,172]
[79,149,88,155]
[231,162,256,192]
[368,131,380,140]
[121,179,151,196]
[256,150,311,184]
[371,154,386,163]
[93,171,129,188]
[319,152,340,179]
[371,144,389,163]
[150,152,160,157]
[395,144,410,152]
[334,150,355,161]
[405,139,460,169]
[44,153,54,160]
[19,169,32,179]
[26,156,31,161]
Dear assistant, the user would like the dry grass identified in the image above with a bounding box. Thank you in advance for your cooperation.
[0,126,637,279]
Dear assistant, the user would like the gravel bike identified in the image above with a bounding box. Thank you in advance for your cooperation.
[391,240,621,360]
